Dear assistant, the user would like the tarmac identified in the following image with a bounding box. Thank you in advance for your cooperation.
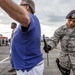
[0,43,73,75]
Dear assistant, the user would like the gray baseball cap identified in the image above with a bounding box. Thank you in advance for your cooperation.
[66,10,75,19]
[21,0,35,14]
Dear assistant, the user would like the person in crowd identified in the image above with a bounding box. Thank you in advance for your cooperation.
[8,22,17,75]
[43,10,75,75]
[0,0,44,75]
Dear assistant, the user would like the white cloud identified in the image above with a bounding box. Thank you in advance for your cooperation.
[0,19,2,23]
[0,13,4,16]
[0,0,75,37]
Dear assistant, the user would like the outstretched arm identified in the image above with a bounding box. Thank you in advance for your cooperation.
[0,0,30,27]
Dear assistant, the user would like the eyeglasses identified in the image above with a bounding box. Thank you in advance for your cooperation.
[20,4,28,6]
[20,4,33,14]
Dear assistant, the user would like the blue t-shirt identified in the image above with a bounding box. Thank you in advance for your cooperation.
[11,14,43,72]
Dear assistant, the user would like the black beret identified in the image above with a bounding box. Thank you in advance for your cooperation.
[66,10,75,19]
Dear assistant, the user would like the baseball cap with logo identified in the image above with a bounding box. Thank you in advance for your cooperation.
[66,10,75,19]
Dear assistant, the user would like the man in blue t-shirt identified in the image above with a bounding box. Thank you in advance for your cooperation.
[0,0,44,75]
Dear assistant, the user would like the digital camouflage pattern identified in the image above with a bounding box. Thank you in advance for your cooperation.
[49,24,75,71]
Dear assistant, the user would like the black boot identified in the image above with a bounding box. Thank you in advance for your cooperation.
[56,58,70,75]
[8,68,15,72]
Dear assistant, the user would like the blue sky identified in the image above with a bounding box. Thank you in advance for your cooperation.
[0,0,75,38]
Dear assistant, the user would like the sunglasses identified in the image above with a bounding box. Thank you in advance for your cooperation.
[20,4,28,6]
[20,4,33,14]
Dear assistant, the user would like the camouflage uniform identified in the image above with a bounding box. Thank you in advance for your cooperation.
[49,24,75,74]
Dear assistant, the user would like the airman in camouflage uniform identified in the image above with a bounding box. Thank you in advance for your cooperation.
[8,22,17,75]
[44,10,75,75]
